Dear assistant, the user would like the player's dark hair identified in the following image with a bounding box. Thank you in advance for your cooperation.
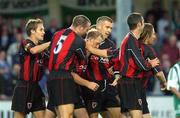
[127,12,143,30]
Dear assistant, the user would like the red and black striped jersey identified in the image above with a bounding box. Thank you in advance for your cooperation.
[140,43,162,88]
[74,54,88,76]
[140,43,162,74]
[48,28,87,78]
[87,38,119,82]
[119,33,152,79]
[18,39,47,82]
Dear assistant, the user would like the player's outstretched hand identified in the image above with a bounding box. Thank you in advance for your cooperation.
[109,80,118,86]
[87,82,99,91]
[109,74,121,86]
[148,58,160,67]
[160,81,167,91]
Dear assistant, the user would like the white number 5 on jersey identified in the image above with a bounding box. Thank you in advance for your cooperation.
[54,35,67,54]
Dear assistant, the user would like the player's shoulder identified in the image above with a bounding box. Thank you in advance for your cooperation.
[54,29,66,37]
[74,34,84,44]
[22,39,34,47]
[172,62,180,69]
[143,44,154,51]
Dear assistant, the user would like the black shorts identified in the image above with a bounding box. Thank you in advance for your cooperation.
[82,82,120,114]
[47,98,57,115]
[118,77,143,111]
[74,85,86,109]
[141,89,149,114]
[47,84,85,115]
[11,80,46,114]
[47,78,78,107]
[47,95,85,116]
[120,88,149,114]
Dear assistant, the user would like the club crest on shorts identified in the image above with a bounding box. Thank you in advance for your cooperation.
[138,99,142,106]
[92,102,98,109]
[27,102,32,109]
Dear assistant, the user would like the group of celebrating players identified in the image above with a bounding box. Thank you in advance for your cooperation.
[11,12,167,118]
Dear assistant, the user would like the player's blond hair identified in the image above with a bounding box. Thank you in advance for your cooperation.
[86,29,102,40]
[25,18,43,36]
[72,15,91,28]
[96,16,113,24]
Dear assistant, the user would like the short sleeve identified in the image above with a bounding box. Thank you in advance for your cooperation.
[22,40,34,53]
[167,67,179,90]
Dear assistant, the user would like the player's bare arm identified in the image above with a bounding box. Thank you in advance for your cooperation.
[170,87,180,99]
[71,72,99,91]
[30,42,50,54]
[155,71,167,90]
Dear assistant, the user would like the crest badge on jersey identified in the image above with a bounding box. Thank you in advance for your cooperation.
[27,102,32,109]
[92,102,98,109]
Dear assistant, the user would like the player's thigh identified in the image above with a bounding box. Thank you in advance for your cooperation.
[74,108,89,118]
[121,112,131,118]
[57,104,74,117]
[45,109,56,118]
[33,110,45,118]
[129,110,142,118]
[14,112,25,118]
[107,107,121,118]
[100,111,111,118]
[143,113,151,118]
[89,112,98,118]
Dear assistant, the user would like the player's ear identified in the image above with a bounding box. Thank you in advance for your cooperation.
[79,26,85,31]
[96,23,101,30]
[30,29,35,34]
[76,26,82,33]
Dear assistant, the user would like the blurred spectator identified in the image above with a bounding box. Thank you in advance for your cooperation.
[7,32,23,67]
[161,54,172,77]
[6,17,14,34]
[62,15,72,29]
[172,0,180,39]
[161,33,180,66]
[0,15,4,32]
[145,0,164,31]
[44,18,59,42]
[145,12,156,30]
[10,63,20,96]
[0,50,10,99]
[0,24,13,51]
[19,19,28,39]
[110,14,117,44]
[174,16,180,39]
[161,54,172,95]
[157,10,171,43]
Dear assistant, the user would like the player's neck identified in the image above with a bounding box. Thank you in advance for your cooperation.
[130,30,141,40]
[69,26,78,35]
[28,36,38,45]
